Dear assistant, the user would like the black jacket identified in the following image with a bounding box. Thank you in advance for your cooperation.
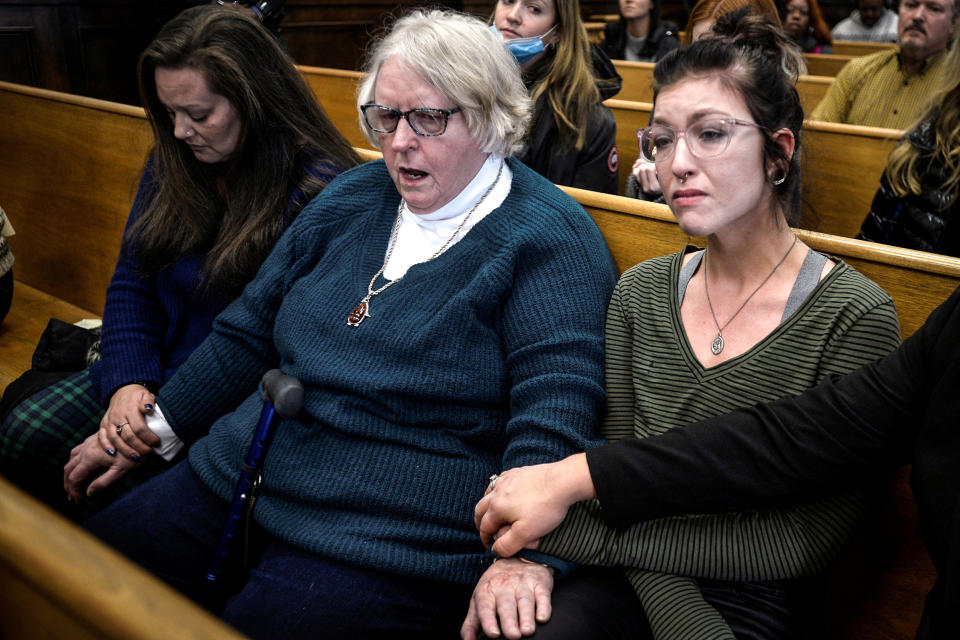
[858,117,960,257]
[599,19,680,62]
[515,45,622,195]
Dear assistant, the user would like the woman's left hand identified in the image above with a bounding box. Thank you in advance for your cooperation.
[460,558,554,640]
[99,383,160,461]
[63,433,138,503]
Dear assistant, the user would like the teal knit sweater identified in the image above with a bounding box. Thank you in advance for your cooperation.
[157,158,616,585]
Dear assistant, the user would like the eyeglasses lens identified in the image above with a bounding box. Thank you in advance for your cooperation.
[639,120,734,162]
[362,105,449,136]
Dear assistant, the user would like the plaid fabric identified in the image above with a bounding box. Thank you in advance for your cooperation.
[0,369,171,520]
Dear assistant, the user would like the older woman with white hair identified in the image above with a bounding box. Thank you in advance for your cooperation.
[65,8,617,639]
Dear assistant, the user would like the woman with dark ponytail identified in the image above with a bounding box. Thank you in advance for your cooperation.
[463,11,901,640]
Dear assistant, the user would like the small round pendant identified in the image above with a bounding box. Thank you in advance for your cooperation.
[711,334,724,356]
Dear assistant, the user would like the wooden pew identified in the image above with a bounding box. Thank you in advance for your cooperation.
[298,66,368,149]
[798,121,901,237]
[1,80,948,640]
[804,52,856,77]
[584,21,606,43]
[0,81,151,315]
[831,40,897,56]
[0,476,246,640]
[612,60,833,113]
[602,97,900,236]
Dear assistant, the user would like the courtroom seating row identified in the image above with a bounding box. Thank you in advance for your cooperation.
[296,66,902,239]
[611,59,834,111]
[584,17,896,58]
[0,78,951,640]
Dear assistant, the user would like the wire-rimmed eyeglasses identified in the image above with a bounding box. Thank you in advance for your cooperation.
[637,118,766,163]
[361,104,462,137]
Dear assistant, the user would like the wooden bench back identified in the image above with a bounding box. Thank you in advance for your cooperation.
[799,120,901,236]
[0,476,245,640]
[612,60,834,113]
[804,52,856,77]
[0,80,152,314]
[831,40,898,56]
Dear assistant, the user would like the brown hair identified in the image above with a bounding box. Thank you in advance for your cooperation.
[682,0,782,43]
[657,10,805,223]
[132,5,360,297]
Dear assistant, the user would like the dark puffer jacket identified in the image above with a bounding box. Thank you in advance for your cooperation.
[516,44,622,195]
[858,117,960,257]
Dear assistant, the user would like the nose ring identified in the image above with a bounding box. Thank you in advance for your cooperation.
[185,129,194,137]
[679,171,691,184]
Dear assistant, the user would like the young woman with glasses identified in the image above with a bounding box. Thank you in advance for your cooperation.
[462,11,902,640]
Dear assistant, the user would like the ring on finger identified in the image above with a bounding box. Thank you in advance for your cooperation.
[116,421,129,435]
[488,473,499,491]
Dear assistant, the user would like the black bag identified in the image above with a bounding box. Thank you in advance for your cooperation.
[0,319,101,422]
[31,318,101,371]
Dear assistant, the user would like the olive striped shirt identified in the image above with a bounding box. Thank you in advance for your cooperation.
[537,249,903,639]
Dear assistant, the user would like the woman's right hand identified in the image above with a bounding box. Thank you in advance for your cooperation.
[632,157,662,195]
[99,383,160,461]
[64,433,137,502]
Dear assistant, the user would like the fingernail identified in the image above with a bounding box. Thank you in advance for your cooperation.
[144,403,153,410]
[86,488,94,497]
[131,454,141,462]
[106,448,115,456]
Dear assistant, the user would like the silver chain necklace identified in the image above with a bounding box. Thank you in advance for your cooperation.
[703,234,797,355]
[347,160,504,327]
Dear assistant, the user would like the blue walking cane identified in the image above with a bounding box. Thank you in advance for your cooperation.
[205,368,304,585]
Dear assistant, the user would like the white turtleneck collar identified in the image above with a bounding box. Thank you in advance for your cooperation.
[384,153,511,280]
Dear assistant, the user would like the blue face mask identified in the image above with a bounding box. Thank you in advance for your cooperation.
[490,24,557,66]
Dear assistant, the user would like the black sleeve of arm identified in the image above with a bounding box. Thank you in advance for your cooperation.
[587,285,960,529]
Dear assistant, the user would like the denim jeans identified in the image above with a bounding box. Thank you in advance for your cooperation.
[85,460,472,639]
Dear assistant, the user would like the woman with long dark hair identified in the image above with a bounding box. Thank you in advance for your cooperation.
[0,5,360,517]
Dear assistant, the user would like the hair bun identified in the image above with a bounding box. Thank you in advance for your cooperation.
[711,8,806,80]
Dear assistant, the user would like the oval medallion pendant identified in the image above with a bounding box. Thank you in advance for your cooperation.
[711,333,724,356]
[347,301,369,327]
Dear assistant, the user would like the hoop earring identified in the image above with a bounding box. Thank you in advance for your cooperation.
[770,169,787,186]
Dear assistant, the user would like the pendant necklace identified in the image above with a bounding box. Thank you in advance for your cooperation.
[347,160,504,326]
[703,235,798,356]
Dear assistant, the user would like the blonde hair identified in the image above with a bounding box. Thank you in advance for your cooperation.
[886,22,960,200]
[499,0,609,152]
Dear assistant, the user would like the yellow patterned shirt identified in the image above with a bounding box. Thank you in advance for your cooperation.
[810,48,945,129]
